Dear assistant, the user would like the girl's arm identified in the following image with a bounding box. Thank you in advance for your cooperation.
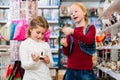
[61,35,71,56]
[19,43,37,70]
[73,25,96,44]
[45,43,54,67]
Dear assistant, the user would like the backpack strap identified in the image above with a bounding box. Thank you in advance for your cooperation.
[67,35,74,57]
[85,25,91,34]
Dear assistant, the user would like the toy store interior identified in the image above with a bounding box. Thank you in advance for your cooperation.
[0,0,120,80]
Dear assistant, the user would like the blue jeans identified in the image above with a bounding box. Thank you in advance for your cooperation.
[63,68,96,80]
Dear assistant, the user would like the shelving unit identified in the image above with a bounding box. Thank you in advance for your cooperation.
[97,65,120,80]
[0,1,10,79]
[97,21,120,34]
[96,0,120,79]
[0,45,10,80]
[0,0,38,79]
[0,21,7,24]
[99,0,120,19]
[58,4,73,69]
[0,0,10,25]
[0,5,9,8]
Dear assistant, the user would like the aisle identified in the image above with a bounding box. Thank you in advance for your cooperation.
[58,70,66,80]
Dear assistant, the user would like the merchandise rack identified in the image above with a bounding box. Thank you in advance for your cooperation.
[96,0,120,79]
[99,0,120,19]
[0,45,10,80]
[97,65,120,80]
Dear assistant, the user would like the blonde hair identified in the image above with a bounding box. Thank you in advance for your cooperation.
[71,2,88,27]
[27,16,49,37]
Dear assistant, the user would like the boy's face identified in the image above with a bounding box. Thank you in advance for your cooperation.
[70,5,85,24]
[30,25,46,42]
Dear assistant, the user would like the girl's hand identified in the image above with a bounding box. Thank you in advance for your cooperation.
[31,53,40,62]
[43,55,50,64]
[62,27,74,35]
[60,38,68,47]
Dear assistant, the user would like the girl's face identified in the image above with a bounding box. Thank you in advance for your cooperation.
[30,26,46,42]
[70,5,85,24]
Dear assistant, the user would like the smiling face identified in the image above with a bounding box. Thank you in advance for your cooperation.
[70,4,85,24]
[30,25,47,42]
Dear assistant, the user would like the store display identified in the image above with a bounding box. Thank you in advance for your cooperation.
[97,7,103,17]
[28,1,37,22]
[0,45,10,80]
[0,0,120,80]
[59,5,71,68]
[0,22,11,80]
[0,0,9,22]
[60,6,69,17]
[88,8,98,17]
[96,0,120,79]
[20,1,27,20]
[111,33,119,46]
[10,0,20,20]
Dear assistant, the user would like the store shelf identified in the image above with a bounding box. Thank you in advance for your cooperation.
[0,45,10,48]
[50,36,59,38]
[97,22,120,34]
[0,21,8,24]
[48,21,59,24]
[50,66,59,69]
[0,45,10,50]
[99,0,120,19]
[38,6,59,9]
[97,45,120,49]
[51,48,59,53]
[0,45,10,56]
[0,52,10,56]
[0,65,8,68]
[97,65,120,80]
[0,5,9,9]
[60,16,71,18]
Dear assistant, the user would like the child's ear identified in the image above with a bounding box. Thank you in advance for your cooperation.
[30,29,32,32]
[84,12,87,16]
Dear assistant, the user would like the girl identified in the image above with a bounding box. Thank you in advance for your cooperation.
[61,2,96,80]
[19,16,54,80]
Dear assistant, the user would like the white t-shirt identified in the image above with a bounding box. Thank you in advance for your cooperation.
[19,38,54,80]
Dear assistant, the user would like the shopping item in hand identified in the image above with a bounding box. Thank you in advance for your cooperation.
[52,27,63,32]
[40,52,44,60]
